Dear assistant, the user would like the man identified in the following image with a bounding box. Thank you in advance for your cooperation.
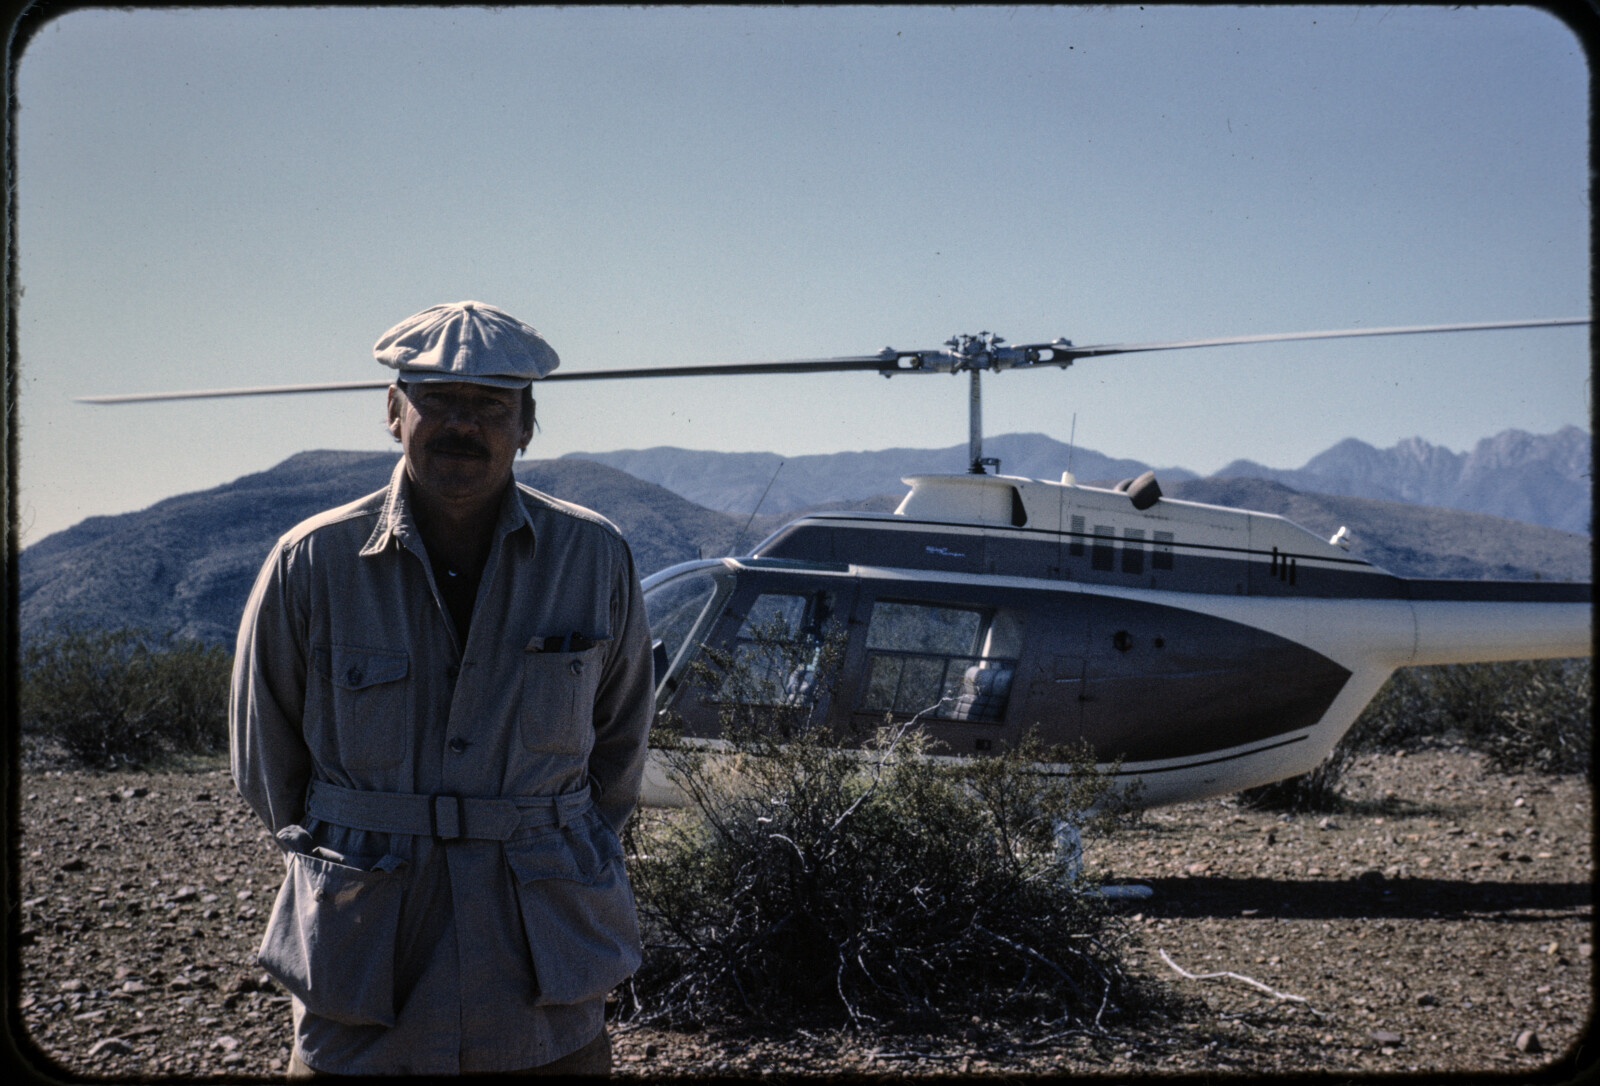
[231,301,655,1075]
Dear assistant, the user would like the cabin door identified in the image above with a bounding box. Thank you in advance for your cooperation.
[1019,594,1087,747]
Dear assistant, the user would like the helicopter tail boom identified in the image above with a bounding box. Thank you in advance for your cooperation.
[1404,598,1591,667]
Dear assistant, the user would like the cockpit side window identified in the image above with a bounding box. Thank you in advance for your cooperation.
[724,591,837,709]
[735,593,809,641]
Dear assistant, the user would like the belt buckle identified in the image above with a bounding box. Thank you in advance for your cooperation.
[431,794,464,839]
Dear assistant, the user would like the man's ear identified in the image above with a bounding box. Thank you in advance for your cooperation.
[386,385,404,442]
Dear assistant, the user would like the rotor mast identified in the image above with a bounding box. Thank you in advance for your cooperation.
[946,332,1016,474]
[968,367,984,473]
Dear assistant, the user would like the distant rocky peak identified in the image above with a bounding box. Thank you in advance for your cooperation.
[1300,437,1399,481]
[1211,426,1590,534]
[1465,426,1591,477]
[1389,435,1462,470]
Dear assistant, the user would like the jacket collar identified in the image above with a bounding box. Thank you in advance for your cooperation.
[361,457,535,557]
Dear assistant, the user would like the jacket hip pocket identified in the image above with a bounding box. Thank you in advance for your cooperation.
[257,835,407,1027]
[503,813,642,1006]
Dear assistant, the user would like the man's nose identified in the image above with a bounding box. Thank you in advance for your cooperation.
[439,403,481,429]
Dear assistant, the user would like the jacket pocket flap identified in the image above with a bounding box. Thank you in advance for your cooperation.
[299,850,406,890]
[504,819,621,884]
[320,645,409,690]
[524,632,612,654]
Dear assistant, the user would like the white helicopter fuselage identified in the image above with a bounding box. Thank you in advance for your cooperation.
[640,471,1590,808]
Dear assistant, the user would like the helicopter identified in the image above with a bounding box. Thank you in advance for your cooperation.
[81,317,1593,809]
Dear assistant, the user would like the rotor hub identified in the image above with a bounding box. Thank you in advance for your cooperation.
[945,332,1013,372]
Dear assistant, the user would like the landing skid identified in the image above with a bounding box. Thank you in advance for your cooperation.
[1093,883,1156,901]
[1055,819,1155,900]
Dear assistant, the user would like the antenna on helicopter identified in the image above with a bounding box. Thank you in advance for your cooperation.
[1064,413,1078,485]
[728,460,784,557]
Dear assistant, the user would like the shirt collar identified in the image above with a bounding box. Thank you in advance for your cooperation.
[361,457,536,557]
[495,471,539,540]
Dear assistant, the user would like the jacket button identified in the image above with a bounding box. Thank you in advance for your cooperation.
[448,737,467,753]
[569,659,584,676]
[313,888,326,902]
[345,666,363,685]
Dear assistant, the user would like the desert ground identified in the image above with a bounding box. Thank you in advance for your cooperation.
[16,747,1592,1079]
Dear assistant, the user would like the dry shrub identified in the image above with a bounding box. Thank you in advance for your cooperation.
[624,619,1165,1032]
[20,625,231,768]
[1344,659,1590,777]
[1237,744,1355,813]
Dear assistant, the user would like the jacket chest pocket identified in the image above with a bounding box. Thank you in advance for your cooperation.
[310,645,411,772]
[520,642,607,755]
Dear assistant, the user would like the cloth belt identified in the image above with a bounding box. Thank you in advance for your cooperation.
[305,778,591,840]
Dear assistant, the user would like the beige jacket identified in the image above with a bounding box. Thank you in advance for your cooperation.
[231,458,654,1074]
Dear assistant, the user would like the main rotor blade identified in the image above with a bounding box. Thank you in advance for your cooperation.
[75,317,1587,403]
[77,379,393,404]
[75,355,901,403]
[541,355,897,381]
[1031,317,1589,360]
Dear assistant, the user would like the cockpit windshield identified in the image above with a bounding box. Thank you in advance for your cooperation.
[642,562,734,680]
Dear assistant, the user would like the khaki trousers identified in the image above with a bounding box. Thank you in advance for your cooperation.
[286,1028,612,1078]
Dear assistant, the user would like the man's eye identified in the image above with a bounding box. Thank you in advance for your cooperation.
[416,393,509,416]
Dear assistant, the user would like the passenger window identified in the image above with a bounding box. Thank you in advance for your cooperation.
[1122,528,1144,574]
[859,601,1021,724]
[1091,525,1115,572]
[866,601,982,655]
[736,593,808,640]
[1153,530,1175,571]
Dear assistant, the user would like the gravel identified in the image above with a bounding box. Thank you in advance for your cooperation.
[17,748,1592,1078]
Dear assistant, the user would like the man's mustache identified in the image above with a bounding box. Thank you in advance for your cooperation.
[426,435,490,458]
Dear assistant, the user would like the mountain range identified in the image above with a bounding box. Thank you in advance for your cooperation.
[18,440,1591,648]
[1211,426,1592,535]
[562,433,1196,518]
[18,454,747,647]
[565,427,1592,534]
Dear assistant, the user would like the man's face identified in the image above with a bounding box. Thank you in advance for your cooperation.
[387,381,533,514]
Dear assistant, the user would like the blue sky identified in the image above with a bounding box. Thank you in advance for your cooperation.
[14,5,1590,544]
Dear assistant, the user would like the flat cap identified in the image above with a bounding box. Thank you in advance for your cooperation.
[374,301,560,387]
